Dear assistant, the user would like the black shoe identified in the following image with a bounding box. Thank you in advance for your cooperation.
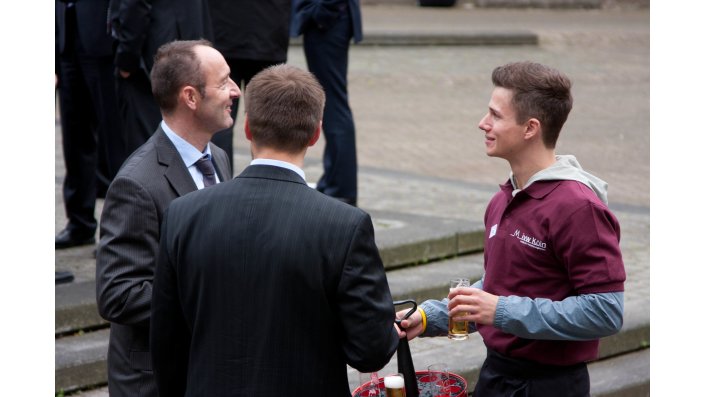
[55,228,95,249]
[55,271,75,285]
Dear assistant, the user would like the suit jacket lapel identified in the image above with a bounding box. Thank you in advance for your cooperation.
[153,127,198,197]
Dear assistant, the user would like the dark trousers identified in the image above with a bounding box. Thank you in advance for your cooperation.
[303,9,357,202]
[116,69,161,156]
[211,58,281,171]
[58,6,126,235]
[474,349,590,397]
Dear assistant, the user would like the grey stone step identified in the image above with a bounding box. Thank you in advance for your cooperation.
[473,0,602,8]
[59,333,649,396]
[360,0,602,7]
[588,348,650,397]
[56,281,107,335]
[56,210,483,334]
[370,209,484,270]
[55,328,108,394]
[56,253,649,394]
[290,30,539,46]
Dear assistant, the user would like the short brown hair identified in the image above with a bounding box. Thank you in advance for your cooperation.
[491,61,573,148]
[245,64,325,153]
[151,39,212,114]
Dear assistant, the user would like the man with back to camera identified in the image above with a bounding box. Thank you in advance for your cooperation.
[95,40,238,397]
[397,61,626,397]
[150,64,399,396]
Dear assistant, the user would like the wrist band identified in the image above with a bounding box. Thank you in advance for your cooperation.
[418,307,427,334]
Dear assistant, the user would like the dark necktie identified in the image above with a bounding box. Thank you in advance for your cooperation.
[195,155,217,187]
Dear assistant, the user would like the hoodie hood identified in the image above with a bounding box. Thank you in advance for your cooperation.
[510,155,609,205]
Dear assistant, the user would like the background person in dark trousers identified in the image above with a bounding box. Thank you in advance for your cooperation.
[151,64,398,396]
[397,62,626,397]
[291,0,362,206]
[207,0,292,171]
[108,0,214,155]
[55,0,127,249]
[96,40,237,397]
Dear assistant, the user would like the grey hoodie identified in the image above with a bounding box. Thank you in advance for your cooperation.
[510,154,609,205]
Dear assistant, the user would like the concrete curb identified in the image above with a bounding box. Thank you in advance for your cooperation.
[371,210,484,269]
[290,31,539,46]
[55,329,109,393]
[589,349,650,397]
[56,281,107,335]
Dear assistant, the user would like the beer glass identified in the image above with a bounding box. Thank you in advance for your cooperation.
[448,277,470,340]
[358,371,380,396]
[427,363,450,397]
[384,373,406,397]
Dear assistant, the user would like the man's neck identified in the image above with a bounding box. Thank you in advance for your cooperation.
[509,150,556,190]
[162,116,211,152]
[252,147,306,169]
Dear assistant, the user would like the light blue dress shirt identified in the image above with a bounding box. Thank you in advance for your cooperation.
[162,121,221,189]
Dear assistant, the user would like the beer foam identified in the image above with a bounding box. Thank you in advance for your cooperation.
[384,375,405,389]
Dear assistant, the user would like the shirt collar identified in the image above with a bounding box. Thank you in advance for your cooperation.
[502,178,560,200]
[161,120,213,166]
[250,158,306,181]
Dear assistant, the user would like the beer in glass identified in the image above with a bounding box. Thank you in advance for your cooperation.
[384,374,406,397]
[448,277,470,340]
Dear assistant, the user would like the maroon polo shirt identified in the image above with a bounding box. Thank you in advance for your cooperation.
[479,179,626,366]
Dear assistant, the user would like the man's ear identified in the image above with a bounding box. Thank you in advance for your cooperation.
[181,86,199,111]
[308,121,322,147]
[244,113,253,141]
[524,118,541,140]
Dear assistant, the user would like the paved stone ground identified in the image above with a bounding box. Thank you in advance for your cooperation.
[53,3,649,396]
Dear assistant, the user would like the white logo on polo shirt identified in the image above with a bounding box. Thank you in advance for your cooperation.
[489,224,498,238]
[511,229,547,251]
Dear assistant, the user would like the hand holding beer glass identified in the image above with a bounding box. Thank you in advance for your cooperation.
[447,278,470,340]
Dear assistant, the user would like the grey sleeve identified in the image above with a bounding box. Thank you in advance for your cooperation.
[494,291,624,340]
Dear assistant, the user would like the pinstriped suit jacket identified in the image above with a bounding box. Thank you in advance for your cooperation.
[151,164,399,396]
[96,127,231,397]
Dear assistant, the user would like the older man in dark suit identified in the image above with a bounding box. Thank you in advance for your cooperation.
[108,0,214,154]
[151,64,398,396]
[96,40,239,397]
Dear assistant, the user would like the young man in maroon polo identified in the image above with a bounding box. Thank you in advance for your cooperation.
[397,61,626,397]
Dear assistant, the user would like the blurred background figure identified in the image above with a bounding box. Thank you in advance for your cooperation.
[55,0,127,249]
[207,0,293,171]
[108,0,214,155]
[291,0,362,206]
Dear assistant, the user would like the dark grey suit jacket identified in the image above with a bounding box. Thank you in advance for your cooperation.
[151,164,399,396]
[96,127,231,397]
